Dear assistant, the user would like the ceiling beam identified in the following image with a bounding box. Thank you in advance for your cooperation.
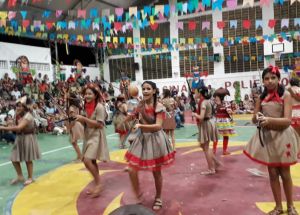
[131,0,158,7]
[94,0,119,8]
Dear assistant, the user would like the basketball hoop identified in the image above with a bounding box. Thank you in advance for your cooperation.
[274,52,281,61]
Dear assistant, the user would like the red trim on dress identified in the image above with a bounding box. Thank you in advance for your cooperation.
[115,129,128,135]
[292,104,300,110]
[243,150,297,167]
[125,151,176,171]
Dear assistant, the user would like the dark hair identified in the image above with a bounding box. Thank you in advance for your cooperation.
[16,97,32,114]
[142,81,158,109]
[260,67,285,100]
[73,59,81,66]
[290,78,300,87]
[199,86,211,99]
[163,89,171,98]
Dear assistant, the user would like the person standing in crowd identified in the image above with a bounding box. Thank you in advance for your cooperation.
[288,78,300,137]
[192,86,220,175]
[161,89,176,150]
[108,83,115,97]
[0,96,41,185]
[113,95,130,149]
[244,66,299,215]
[75,83,110,198]
[125,81,175,210]
[67,100,84,162]
[213,91,236,155]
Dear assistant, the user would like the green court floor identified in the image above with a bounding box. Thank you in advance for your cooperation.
[0,118,255,214]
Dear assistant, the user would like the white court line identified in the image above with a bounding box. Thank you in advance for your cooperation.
[0,133,118,167]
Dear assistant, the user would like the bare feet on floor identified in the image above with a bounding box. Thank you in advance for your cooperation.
[24,178,34,186]
[90,185,103,198]
[10,177,25,185]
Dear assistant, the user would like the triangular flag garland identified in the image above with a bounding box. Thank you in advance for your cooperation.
[1,0,300,53]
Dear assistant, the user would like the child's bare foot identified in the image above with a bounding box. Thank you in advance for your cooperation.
[10,177,25,185]
[90,185,103,198]
[86,188,92,195]
[24,178,34,186]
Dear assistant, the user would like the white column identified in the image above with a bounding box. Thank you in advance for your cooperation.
[169,13,180,78]
[212,9,224,76]
[262,4,275,66]
[132,26,143,84]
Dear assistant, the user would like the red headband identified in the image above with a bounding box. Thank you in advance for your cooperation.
[268,65,280,75]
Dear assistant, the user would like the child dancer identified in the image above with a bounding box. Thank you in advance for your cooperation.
[244,66,299,215]
[288,78,300,136]
[68,103,84,162]
[0,96,41,185]
[75,83,110,198]
[113,95,130,149]
[161,89,176,149]
[192,86,220,175]
[213,92,236,155]
[125,81,175,210]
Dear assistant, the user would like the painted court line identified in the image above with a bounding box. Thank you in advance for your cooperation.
[0,133,118,168]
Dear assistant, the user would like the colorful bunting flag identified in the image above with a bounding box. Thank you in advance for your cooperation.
[8,0,17,8]
[230,20,237,28]
[56,10,63,18]
[291,0,300,4]
[188,21,196,30]
[129,7,137,18]
[281,19,289,28]
[227,0,237,9]
[78,10,86,19]
[243,0,254,7]
[255,20,263,29]
[212,0,224,10]
[217,21,225,29]
[202,21,210,30]
[259,0,270,7]
[268,19,276,28]
[90,8,98,18]
[243,20,251,29]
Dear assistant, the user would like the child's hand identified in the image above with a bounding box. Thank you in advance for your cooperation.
[256,112,264,122]
[75,115,85,123]
[259,116,269,127]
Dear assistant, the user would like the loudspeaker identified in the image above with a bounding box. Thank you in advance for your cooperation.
[133,62,139,71]
[214,53,220,62]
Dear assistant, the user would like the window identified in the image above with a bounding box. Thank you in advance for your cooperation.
[223,6,264,73]
[179,48,214,76]
[109,57,136,82]
[142,53,172,80]
[178,14,214,75]
[9,61,50,71]
[274,2,300,68]
[0,60,8,69]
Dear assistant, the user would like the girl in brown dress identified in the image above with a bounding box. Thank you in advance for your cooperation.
[0,96,41,186]
[67,105,84,161]
[75,83,110,198]
[125,81,175,211]
[161,89,176,149]
[244,66,299,215]
[192,86,220,175]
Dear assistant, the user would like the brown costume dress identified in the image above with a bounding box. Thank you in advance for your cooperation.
[69,106,84,143]
[82,103,110,161]
[244,97,300,167]
[11,112,41,162]
[161,97,176,130]
[197,100,219,143]
[125,102,175,171]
